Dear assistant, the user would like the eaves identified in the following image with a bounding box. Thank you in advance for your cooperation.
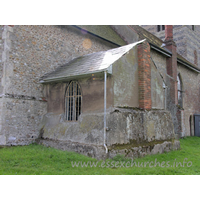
[150,43,200,73]
[177,58,200,73]
[149,42,171,57]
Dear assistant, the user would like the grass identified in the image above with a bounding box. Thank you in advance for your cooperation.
[0,136,200,175]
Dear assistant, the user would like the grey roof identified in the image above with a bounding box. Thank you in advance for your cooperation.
[40,40,145,83]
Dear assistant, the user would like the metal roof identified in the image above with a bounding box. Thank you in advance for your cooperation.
[40,40,145,83]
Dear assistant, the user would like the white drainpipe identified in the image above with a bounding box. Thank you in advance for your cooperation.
[104,70,108,154]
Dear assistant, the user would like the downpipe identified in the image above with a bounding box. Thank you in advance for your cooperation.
[104,70,108,154]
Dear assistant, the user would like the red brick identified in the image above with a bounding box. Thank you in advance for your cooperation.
[137,41,151,110]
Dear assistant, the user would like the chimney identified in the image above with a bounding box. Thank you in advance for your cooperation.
[165,25,173,41]
[164,25,178,105]
[137,40,152,110]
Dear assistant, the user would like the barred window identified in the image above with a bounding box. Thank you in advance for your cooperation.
[65,81,82,121]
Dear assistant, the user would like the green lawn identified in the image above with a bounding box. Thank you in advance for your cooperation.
[0,136,200,175]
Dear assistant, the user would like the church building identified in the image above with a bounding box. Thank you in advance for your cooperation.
[0,25,199,159]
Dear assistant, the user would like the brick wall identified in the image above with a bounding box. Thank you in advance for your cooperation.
[137,41,151,109]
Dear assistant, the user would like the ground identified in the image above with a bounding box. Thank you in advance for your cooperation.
[0,136,199,175]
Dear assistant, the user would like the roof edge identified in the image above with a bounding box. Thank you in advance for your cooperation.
[177,58,200,73]
[129,25,199,73]
[149,43,171,57]
[40,71,107,84]
[40,40,146,83]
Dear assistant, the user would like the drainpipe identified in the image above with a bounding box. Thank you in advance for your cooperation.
[165,87,167,109]
[104,70,108,154]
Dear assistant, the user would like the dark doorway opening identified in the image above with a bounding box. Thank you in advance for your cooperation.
[194,114,200,136]
[189,115,192,136]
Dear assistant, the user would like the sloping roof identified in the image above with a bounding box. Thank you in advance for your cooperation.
[129,25,165,48]
[129,25,200,72]
[177,53,200,72]
[40,40,145,83]
[74,25,127,46]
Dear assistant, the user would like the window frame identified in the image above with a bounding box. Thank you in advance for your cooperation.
[65,81,82,121]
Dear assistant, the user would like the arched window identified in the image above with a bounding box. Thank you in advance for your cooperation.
[65,81,82,121]
[177,74,183,107]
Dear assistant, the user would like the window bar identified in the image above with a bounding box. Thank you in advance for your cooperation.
[77,83,79,120]
[67,87,68,120]
[71,96,73,121]
[73,82,74,121]
[66,97,67,120]
[79,96,81,115]
[74,82,76,121]
[66,82,82,121]
[68,84,70,120]
[79,84,81,119]
[69,83,71,120]
[77,96,79,118]
[70,83,72,121]
[79,97,80,117]
[73,82,76,120]
[67,92,69,120]
[72,82,74,120]
[67,85,69,120]
[67,97,69,120]
[73,82,76,121]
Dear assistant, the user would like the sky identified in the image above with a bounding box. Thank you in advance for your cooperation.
[1,0,199,25]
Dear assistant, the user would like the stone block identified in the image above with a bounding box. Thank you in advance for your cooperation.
[0,135,6,145]
[173,140,180,150]
[8,136,16,142]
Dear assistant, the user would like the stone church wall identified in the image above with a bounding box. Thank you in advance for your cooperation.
[38,108,179,160]
[177,63,200,136]
[142,25,200,68]
[0,25,118,145]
